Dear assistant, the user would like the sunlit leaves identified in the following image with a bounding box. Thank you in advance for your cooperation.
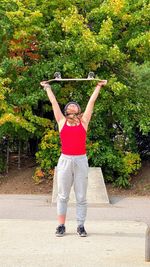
[98,17,113,44]
[127,31,150,60]
[107,44,127,64]
[0,113,36,133]
[108,0,125,16]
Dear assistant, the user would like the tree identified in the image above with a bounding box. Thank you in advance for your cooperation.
[0,0,149,186]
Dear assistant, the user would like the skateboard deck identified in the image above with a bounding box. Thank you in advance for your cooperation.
[46,72,100,83]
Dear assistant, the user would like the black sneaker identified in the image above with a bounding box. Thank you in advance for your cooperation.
[55,224,66,237]
[77,225,87,237]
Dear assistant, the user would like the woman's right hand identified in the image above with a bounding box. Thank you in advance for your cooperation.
[40,81,51,88]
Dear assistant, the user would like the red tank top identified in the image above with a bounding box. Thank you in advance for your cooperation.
[60,121,86,155]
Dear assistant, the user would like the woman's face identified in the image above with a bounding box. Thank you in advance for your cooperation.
[65,104,81,124]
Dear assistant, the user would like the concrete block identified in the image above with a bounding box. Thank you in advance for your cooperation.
[52,167,109,206]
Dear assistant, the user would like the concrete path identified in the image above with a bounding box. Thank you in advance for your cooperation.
[0,219,148,267]
[0,194,150,267]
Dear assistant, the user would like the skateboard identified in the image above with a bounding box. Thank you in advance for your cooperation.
[45,72,101,83]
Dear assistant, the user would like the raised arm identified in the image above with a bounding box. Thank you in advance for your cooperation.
[40,81,65,124]
[82,80,107,128]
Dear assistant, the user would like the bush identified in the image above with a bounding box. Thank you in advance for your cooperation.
[34,129,141,187]
[33,130,60,183]
[87,139,141,188]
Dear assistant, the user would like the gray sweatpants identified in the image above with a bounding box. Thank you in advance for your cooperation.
[56,153,89,226]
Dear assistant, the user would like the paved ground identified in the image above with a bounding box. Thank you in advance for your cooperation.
[0,194,149,223]
[0,194,150,267]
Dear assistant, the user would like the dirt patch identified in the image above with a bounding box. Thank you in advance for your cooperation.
[0,157,53,195]
[106,160,150,197]
[0,157,149,197]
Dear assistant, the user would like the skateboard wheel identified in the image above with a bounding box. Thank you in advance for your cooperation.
[54,72,61,79]
[88,72,95,79]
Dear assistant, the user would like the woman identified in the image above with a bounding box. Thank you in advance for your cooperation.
[40,79,107,237]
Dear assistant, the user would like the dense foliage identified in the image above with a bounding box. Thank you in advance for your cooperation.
[0,0,149,187]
